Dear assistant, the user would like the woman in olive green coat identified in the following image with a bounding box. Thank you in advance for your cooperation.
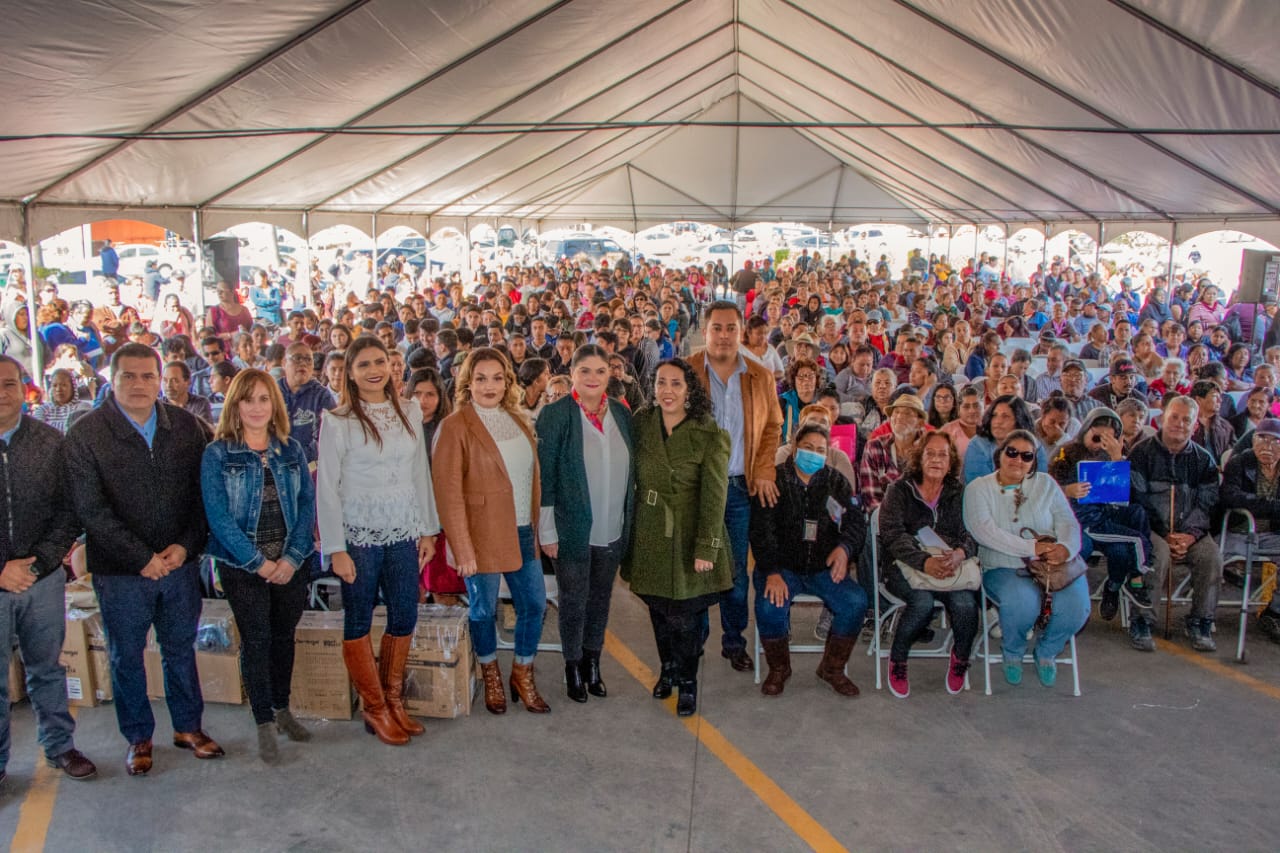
[622,358,732,716]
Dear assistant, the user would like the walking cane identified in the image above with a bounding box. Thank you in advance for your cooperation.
[1165,487,1175,640]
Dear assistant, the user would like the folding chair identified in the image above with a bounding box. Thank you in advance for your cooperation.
[752,595,828,685]
[978,581,1082,696]
[1084,529,1147,629]
[495,573,562,653]
[867,508,967,691]
[1212,508,1280,662]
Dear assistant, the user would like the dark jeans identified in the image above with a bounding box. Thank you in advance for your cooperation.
[1077,503,1153,585]
[0,575,77,769]
[340,538,420,641]
[883,566,980,664]
[94,563,204,744]
[220,564,309,725]
[552,539,621,662]
[754,569,869,641]
[715,477,753,653]
[647,601,709,682]
[465,526,547,661]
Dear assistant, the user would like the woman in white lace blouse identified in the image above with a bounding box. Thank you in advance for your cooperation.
[317,337,439,746]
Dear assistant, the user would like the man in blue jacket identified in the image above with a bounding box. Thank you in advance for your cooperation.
[0,355,97,783]
[278,342,334,465]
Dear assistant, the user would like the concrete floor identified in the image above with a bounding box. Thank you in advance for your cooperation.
[1,566,1278,853]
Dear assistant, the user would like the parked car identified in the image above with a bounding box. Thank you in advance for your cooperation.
[541,236,630,269]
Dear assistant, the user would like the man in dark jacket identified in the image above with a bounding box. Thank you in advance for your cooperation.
[1219,418,1280,644]
[1087,358,1148,411]
[64,343,223,776]
[0,355,97,783]
[749,424,866,698]
[1188,379,1235,465]
[1129,395,1223,652]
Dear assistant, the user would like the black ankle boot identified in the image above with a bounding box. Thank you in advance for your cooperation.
[581,649,607,698]
[652,661,677,699]
[676,680,697,717]
[564,661,588,703]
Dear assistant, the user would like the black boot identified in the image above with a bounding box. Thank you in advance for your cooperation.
[564,661,588,703]
[676,679,698,716]
[581,649,607,698]
[652,661,677,699]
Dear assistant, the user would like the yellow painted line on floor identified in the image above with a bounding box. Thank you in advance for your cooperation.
[604,630,849,853]
[8,708,74,853]
[1155,638,1280,702]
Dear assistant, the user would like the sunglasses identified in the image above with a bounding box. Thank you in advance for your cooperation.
[1003,446,1036,463]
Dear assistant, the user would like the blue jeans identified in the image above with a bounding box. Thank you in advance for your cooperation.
[714,477,753,653]
[0,575,77,769]
[1076,503,1152,585]
[94,563,204,744]
[340,538,420,640]
[983,568,1090,664]
[755,569,869,641]
[465,526,547,661]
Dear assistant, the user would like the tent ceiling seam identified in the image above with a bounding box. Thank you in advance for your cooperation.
[888,0,1280,216]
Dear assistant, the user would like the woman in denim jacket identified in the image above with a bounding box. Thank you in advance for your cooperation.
[201,368,315,764]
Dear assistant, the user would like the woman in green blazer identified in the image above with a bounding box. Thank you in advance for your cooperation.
[622,358,732,716]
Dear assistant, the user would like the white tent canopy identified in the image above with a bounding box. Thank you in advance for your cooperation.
[2,0,1279,243]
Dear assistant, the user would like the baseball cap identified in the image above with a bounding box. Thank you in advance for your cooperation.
[1062,359,1086,374]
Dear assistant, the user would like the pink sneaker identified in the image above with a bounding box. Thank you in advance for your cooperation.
[888,662,909,698]
[946,650,970,695]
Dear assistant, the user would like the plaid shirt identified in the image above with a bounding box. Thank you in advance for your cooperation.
[857,433,906,512]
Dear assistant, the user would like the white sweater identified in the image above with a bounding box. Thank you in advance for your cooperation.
[317,401,441,555]
[962,472,1081,571]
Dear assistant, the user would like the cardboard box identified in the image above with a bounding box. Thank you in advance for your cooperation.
[290,610,357,721]
[144,599,244,704]
[60,610,98,708]
[86,612,112,703]
[403,605,474,719]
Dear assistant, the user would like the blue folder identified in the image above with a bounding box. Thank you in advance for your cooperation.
[1077,460,1130,504]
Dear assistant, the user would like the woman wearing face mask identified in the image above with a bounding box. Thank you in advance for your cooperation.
[433,348,549,715]
[622,359,732,717]
[317,338,440,745]
[751,423,867,698]
[535,345,634,703]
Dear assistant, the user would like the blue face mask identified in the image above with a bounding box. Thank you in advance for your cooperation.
[795,448,826,475]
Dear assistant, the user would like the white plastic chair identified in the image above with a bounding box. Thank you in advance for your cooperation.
[1065,340,1086,356]
[1001,337,1035,356]
[496,573,562,653]
[752,594,828,684]
[978,580,1082,696]
[867,507,968,691]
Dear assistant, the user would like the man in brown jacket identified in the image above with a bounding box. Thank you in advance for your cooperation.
[690,301,784,670]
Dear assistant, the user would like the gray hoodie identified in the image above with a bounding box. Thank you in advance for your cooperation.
[0,301,46,380]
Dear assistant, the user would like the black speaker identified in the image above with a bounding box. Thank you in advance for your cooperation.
[201,237,241,288]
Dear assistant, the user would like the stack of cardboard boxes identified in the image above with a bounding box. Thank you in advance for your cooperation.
[143,598,244,704]
[291,604,475,721]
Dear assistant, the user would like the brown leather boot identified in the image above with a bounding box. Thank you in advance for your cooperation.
[480,660,507,715]
[816,633,860,697]
[760,637,792,696]
[508,661,551,713]
[343,637,409,745]
[379,634,425,737]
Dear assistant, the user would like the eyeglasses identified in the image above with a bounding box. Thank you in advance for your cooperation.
[1003,446,1036,463]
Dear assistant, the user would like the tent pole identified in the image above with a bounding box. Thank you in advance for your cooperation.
[1095,223,1105,278]
[371,213,378,293]
[1001,223,1009,285]
[946,226,952,269]
[1167,223,1178,289]
[926,223,933,267]
[301,211,311,311]
[1042,223,1049,281]
[20,204,43,387]
[425,216,432,287]
[191,210,205,320]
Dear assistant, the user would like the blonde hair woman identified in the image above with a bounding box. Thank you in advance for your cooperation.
[433,347,549,715]
[201,369,315,762]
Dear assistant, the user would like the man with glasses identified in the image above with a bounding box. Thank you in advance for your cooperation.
[1129,396,1223,652]
[189,336,226,398]
[278,342,334,464]
[1221,419,1280,644]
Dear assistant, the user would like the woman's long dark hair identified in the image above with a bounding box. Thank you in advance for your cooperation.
[649,357,712,421]
[405,367,452,426]
[339,336,414,446]
[977,394,1037,441]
